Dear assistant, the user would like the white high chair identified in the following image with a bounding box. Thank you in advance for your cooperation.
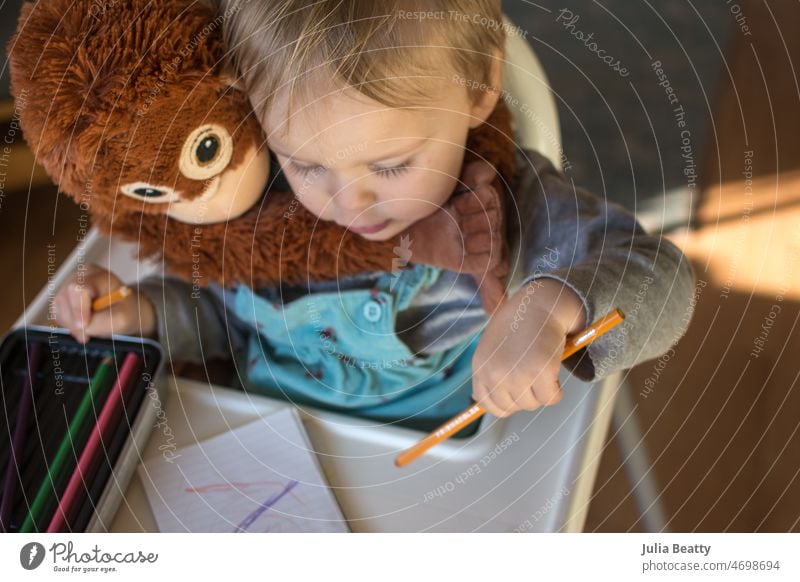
[13,20,661,532]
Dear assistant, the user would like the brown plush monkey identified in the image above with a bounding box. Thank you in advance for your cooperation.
[9,0,515,309]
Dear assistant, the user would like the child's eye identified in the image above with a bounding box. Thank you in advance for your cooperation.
[372,162,410,179]
[289,161,323,177]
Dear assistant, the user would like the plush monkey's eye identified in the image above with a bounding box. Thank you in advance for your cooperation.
[195,135,220,165]
[120,182,181,203]
[180,124,233,180]
[134,186,166,198]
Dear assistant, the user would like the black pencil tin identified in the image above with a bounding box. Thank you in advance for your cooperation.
[0,326,165,532]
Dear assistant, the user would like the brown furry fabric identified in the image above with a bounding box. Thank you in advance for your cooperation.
[10,0,516,288]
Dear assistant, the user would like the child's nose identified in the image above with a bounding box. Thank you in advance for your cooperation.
[334,181,376,211]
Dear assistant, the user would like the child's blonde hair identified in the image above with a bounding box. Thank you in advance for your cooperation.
[222,0,505,122]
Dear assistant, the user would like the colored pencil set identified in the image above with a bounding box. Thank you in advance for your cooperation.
[0,327,161,532]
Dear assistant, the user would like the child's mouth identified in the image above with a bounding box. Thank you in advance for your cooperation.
[348,219,391,235]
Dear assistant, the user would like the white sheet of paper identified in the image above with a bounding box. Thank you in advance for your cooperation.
[137,408,349,532]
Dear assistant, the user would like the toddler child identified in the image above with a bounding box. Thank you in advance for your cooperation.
[54,0,695,426]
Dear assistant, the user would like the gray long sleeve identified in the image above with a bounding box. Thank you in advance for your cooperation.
[507,149,696,381]
[137,276,248,364]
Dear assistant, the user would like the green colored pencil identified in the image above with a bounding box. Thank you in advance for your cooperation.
[20,356,116,532]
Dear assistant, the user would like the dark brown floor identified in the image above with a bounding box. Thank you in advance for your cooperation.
[584,0,800,532]
[0,181,83,331]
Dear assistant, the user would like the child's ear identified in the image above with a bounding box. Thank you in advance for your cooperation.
[469,48,504,129]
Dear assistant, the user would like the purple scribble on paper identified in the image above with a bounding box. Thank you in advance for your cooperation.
[234,480,299,533]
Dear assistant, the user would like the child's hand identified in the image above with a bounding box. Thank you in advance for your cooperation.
[405,159,508,308]
[451,160,510,313]
[52,265,156,343]
[472,279,587,417]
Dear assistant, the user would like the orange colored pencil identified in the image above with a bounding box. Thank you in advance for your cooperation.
[91,285,132,312]
[395,308,625,467]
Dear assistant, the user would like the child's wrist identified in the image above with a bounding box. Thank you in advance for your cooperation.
[514,278,587,335]
[136,292,158,338]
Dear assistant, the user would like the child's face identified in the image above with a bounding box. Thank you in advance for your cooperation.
[265,79,493,241]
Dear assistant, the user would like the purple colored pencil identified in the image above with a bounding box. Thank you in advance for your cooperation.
[0,342,43,532]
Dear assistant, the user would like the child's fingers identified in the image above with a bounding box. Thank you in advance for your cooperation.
[62,284,90,343]
[81,308,116,339]
[474,382,517,418]
[460,159,496,191]
[452,184,500,216]
[475,369,564,416]
[464,232,493,255]
[510,386,542,412]
[66,283,94,330]
[474,392,506,418]
[470,183,502,211]
[471,381,497,415]
[491,257,510,279]
[461,208,499,235]
[82,301,136,339]
[81,264,123,298]
[483,395,515,418]
[532,377,564,407]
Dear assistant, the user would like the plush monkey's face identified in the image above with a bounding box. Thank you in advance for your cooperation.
[108,83,270,225]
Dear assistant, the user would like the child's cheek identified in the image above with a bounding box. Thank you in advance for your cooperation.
[384,175,449,221]
[285,178,331,219]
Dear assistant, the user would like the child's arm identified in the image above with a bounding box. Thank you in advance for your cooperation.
[472,150,696,417]
[135,276,247,364]
[53,265,244,364]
